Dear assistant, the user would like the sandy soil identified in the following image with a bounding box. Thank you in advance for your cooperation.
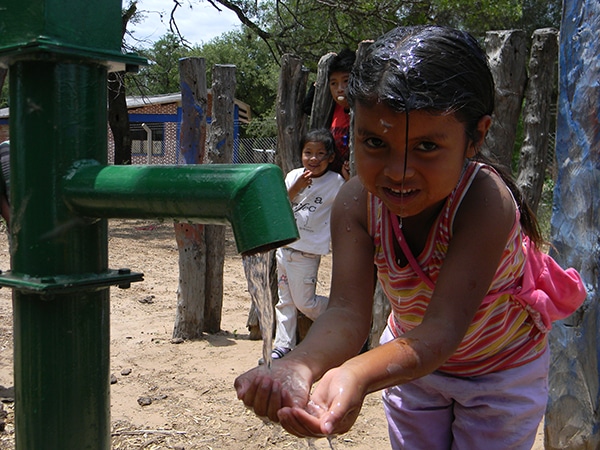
[0,219,544,449]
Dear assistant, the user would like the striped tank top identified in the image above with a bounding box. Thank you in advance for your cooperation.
[368,161,547,376]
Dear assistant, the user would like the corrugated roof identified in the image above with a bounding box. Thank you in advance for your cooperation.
[0,93,251,123]
[127,93,182,108]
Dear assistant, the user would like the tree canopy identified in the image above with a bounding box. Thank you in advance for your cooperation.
[126,0,559,122]
[0,0,562,115]
[164,0,561,69]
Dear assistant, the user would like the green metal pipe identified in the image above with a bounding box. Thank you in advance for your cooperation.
[63,162,298,255]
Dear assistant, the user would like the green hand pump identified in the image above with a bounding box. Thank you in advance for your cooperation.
[0,1,298,448]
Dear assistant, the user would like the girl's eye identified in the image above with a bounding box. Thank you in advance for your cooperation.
[364,137,385,148]
[416,141,438,152]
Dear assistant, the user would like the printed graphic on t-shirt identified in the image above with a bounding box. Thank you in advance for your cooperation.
[293,195,324,231]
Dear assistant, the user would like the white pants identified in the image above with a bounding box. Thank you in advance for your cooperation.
[273,247,329,349]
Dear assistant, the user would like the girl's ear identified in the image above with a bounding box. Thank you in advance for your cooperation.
[467,115,492,158]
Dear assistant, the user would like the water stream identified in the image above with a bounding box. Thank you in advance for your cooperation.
[242,251,336,449]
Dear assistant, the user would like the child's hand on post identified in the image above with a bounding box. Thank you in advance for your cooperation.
[341,161,350,181]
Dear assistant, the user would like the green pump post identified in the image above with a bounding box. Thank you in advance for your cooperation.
[0,1,297,448]
[0,1,145,448]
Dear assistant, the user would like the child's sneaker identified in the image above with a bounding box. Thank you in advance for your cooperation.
[258,347,291,365]
[271,347,291,359]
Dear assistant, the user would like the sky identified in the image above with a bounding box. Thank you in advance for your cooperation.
[126,0,241,48]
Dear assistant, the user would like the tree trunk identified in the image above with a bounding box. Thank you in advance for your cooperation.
[276,54,309,175]
[172,57,208,340]
[545,0,599,447]
[247,55,308,341]
[0,68,6,92]
[309,52,335,131]
[173,223,207,339]
[204,64,236,333]
[108,2,137,166]
[516,28,559,213]
[108,71,132,165]
[483,30,528,171]
[370,281,390,349]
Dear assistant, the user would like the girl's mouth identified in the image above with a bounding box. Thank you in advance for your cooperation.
[387,187,417,197]
[337,95,345,102]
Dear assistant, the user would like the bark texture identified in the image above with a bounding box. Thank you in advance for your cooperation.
[545,0,599,448]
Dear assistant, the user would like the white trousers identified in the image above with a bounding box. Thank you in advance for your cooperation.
[273,247,329,349]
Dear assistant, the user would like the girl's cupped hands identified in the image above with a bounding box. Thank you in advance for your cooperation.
[278,365,365,438]
[234,359,313,423]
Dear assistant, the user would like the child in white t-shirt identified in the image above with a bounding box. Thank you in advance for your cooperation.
[270,129,345,361]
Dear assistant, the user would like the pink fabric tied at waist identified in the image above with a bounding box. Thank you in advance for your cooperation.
[512,237,587,333]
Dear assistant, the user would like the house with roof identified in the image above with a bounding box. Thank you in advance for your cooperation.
[0,92,252,165]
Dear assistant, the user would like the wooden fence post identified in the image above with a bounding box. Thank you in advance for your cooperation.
[545,0,599,446]
[173,57,208,340]
[246,54,308,341]
[204,64,236,333]
[516,28,559,213]
[309,52,336,130]
[276,54,309,175]
[484,30,528,170]
[0,68,6,91]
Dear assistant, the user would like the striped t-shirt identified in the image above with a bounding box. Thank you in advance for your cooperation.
[368,161,547,377]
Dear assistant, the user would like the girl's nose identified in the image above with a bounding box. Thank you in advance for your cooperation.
[384,150,413,181]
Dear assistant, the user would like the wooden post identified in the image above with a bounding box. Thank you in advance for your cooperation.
[173,57,208,339]
[516,28,559,213]
[545,0,599,447]
[484,30,528,171]
[309,52,336,131]
[276,53,309,175]
[247,54,308,341]
[204,64,236,333]
[0,68,7,97]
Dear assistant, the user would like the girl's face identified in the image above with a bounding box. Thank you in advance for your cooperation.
[354,102,486,223]
[301,141,334,178]
[329,71,350,109]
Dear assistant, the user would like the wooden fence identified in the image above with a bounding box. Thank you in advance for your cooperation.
[277,28,560,347]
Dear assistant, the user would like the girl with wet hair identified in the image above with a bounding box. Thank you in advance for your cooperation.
[235,25,584,449]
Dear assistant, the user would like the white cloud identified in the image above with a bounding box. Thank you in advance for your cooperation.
[126,0,240,47]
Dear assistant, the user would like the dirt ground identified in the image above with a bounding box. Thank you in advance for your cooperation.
[0,219,545,449]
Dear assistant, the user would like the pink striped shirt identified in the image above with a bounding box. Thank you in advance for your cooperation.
[368,161,547,376]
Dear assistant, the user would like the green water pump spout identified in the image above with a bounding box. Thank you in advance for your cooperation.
[64,161,298,255]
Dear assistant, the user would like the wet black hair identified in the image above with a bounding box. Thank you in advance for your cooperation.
[348,25,494,143]
[301,128,336,157]
[328,48,356,79]
[347,25,543,246]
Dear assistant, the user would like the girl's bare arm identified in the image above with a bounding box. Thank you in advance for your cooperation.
[283,176,376,380]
